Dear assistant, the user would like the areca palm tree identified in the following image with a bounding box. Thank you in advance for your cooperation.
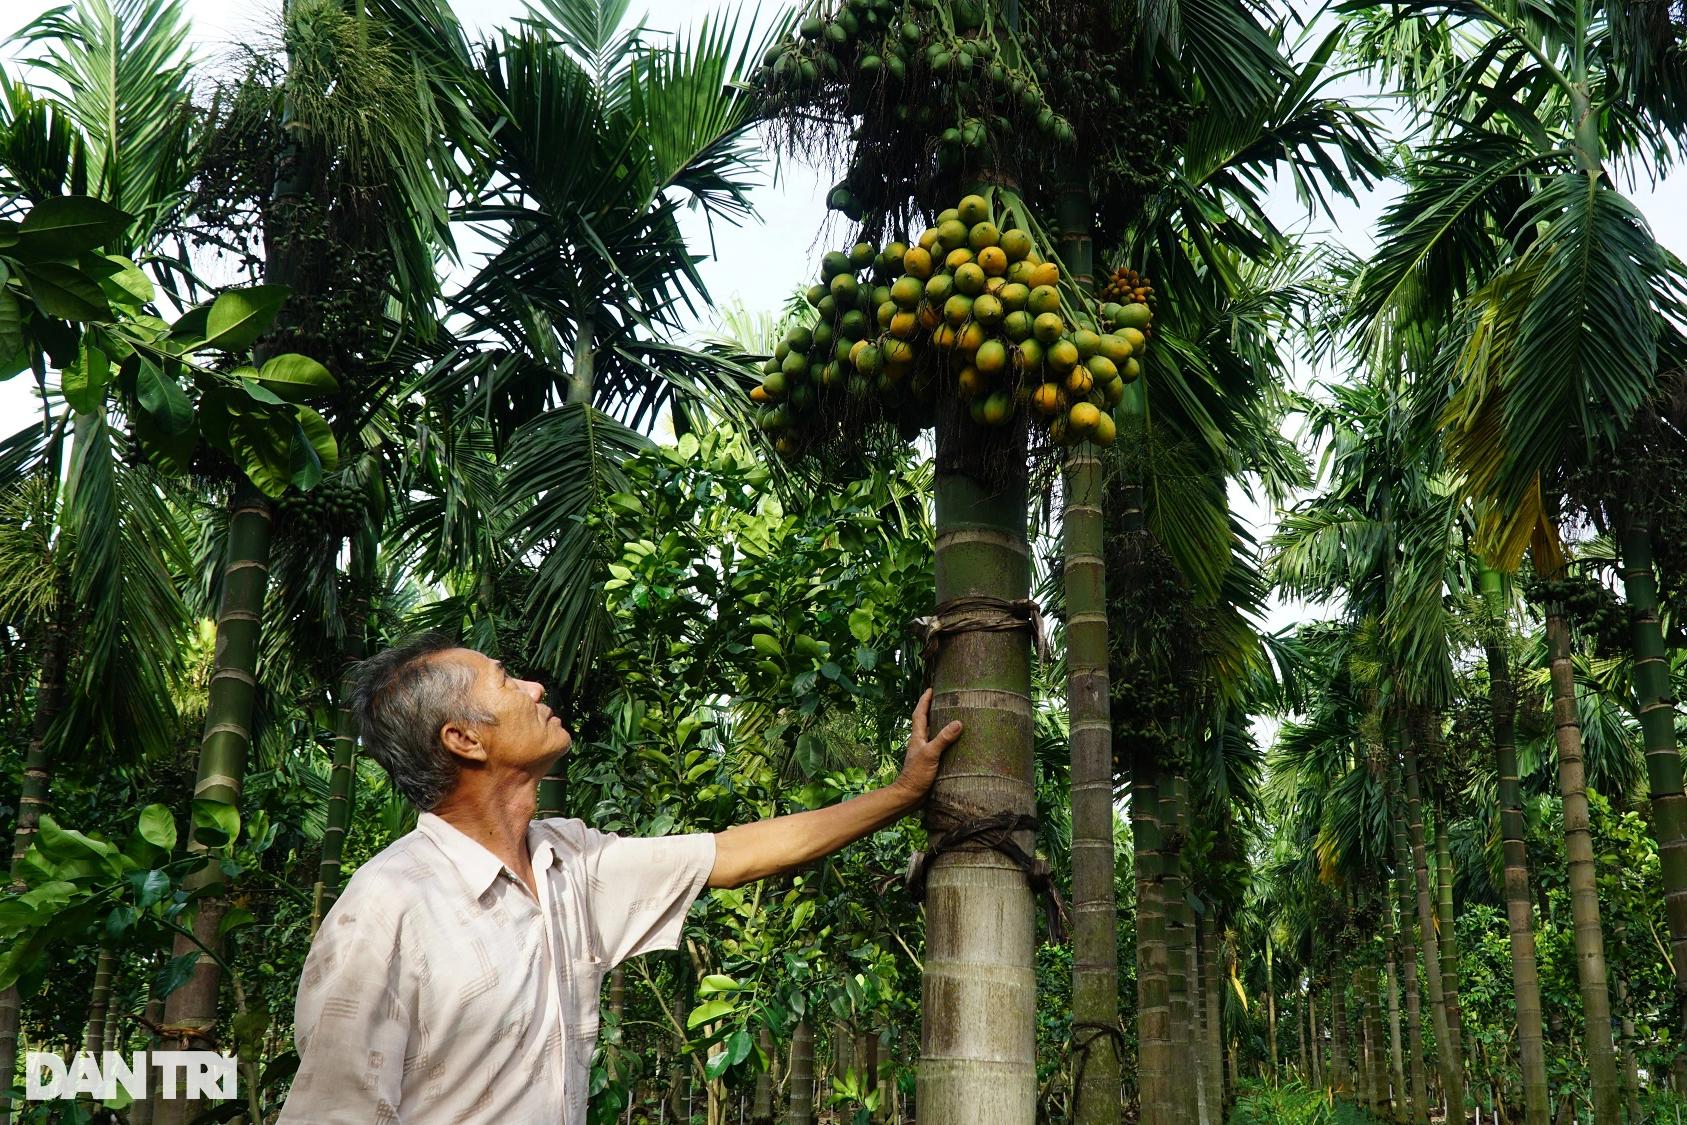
[410,0,771,815]
[1348,5,1687,1115]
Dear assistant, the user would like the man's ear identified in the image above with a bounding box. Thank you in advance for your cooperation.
[440,720,489,763]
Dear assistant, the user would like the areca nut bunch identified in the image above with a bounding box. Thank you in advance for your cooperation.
[748,192,1152,461]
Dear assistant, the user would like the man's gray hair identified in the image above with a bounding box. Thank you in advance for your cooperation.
[350,633,496,810]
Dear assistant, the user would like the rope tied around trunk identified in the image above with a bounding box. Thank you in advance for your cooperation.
[903,802,1068,942]
[1070,1021,1127,1098]
[912,596,1051,685]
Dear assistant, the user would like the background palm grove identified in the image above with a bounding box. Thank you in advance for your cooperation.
[0,0,1685,1123]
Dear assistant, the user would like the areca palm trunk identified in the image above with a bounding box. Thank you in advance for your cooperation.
[1432,804,1467,1120]
[1386,944,1405,1112]
[787,1020,814,1125]
[1392,792,1429,1124]
[312,531,373,934]
[918,439,1037,1122]
[1479,566,1548,1125]
[1330,972,1349,1093]
[1402,730,1462,1116]
[752,1026,773,1125]
[1297,985,1308,1081]
[1616,512,1687,1076]
[1200,922,1224,1117]
[1542,607,1622,1124]
[1132,770,1172,1125]
[537,313,600,819]
[1265,939,1278,1085]
[0,573,71,1125]
[84,945,117,1056]
[1058,167,1119,1125]
[1161,774,1195,1125]
[156,481,275,1125]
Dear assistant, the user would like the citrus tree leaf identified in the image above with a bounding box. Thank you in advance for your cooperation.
[83,253,154,308]
[255,352,338,400]
[61,340,109,413]
[15,195,130,258]
[20,261,110,321]
[293,405,339,475]
[201,284,290,352]
[0,291,23,375]
[136,805,177,853]
[225,413,295,499]
[190,799,240,848]
[135,358,194,434]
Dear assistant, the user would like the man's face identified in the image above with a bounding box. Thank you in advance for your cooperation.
[446,649,572,767]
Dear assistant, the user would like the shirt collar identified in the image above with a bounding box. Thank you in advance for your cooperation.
[417,812,559,897]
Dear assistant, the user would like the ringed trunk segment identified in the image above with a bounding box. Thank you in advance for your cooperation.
[1479,564,1549,1125]
[0,573,73,1125]
[918,463,1038,1125]
[1058,159,1119,1125]
[1403,733,1461,1115]
[1392,789,1430,1125]
[788,1019,815,1125]
[1132,773,1173,1125]
[156,482,275,1125]
[1160,773,1196,1125]
[1431,803,1467,1118]
[1616,516,1687,1064]
[1543,609,1624,1124]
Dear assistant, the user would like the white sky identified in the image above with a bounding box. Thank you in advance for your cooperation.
[3,0,1686,644]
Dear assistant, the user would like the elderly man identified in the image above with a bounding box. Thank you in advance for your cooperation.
[277,633,960,1124]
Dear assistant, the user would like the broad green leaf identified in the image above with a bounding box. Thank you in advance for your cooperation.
[60,340,109,413]
[135,358,193,434]
[36,815,118,864]
[157,952,199,999]
[18,881,77,914]
[202,284,289,351]
[848,607,874,643]
[169,302,211,344]
[226,413,295,498]
[294,406,338,471]
[0,290,21,368]
[127,868,170,909]
[105,904,141,938]
[15,195,130,256]
[191,799,241,847]
[20,261,110,321]
[698,974,741,995]
[255,352,337,400]
[131,406,196,474]
[136,804,177,852]
[238,379,286,407]
[219,906,257,936]
[726,1028,753,1066]
[687,998,736,1030]
[84,253,154,308]
[705,1046,731,1080]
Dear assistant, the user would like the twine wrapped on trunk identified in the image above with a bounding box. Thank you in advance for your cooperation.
[904,800,1068,942]
[912,595,1051,686]
[1070,1020,1127,1097]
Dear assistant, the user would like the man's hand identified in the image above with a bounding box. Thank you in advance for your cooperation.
[890,688,963,805]
[707,689,964,888]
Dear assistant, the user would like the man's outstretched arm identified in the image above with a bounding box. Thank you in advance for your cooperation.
[707,688,962,889]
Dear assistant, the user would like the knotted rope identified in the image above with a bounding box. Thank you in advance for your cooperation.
[912,596,1051,685]
[904,802,1068,942]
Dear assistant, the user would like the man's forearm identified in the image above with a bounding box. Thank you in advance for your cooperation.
[708,783,920,888]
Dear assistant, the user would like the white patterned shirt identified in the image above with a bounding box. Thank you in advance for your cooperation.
[278,813,716,1124]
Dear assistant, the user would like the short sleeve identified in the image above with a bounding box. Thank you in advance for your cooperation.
[576,828,716,966]
[278,875,413,1124]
